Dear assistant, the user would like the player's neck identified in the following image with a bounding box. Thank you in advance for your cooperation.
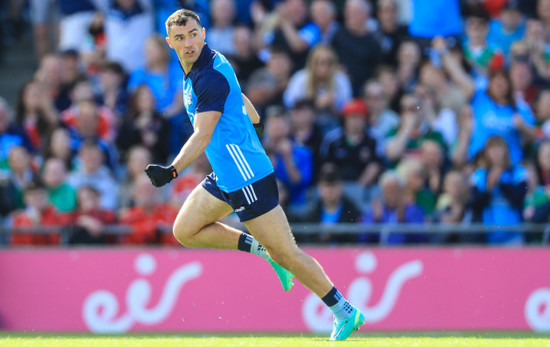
[181,61,193,74]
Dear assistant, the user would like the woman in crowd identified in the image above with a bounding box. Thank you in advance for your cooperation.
[469,136,528,245]
[283,44,352,119]
[116,84,170,164]
[15,79,58,149]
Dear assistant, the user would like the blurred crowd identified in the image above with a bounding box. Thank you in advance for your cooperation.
[0,0,549,247]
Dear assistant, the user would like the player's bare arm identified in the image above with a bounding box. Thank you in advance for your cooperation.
[171,111,221,174]
[243,93,260,124]
[145,110,220,187]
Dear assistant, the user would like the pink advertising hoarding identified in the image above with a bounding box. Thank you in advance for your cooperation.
[1,247,550,333]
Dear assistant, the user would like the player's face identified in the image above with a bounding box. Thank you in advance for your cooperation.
[166,20,205,71]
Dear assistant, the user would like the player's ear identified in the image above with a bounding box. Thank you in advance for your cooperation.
[202,27,206,38]
[165,37,173,49]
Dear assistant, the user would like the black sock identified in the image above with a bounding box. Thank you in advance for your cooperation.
[237,233,253,252]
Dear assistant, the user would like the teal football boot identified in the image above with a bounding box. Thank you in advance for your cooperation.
[329,307,365,341]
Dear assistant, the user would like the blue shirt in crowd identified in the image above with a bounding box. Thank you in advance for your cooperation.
[468,90,535,164]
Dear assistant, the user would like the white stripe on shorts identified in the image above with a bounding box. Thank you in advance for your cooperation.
[245,186,257,203]
[247,185,258,201]
[242,187,252,204]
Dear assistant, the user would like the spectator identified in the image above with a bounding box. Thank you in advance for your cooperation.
[526,140,550,224]
[57,49,86,112]
[119,145,153,209]
[469,136,528,245]
[435,170,473,225]
[68,140,119,211]
[301,164,361,244]
[254,0,318,71]
[320,99,381,190]
[420,139,447,197]
[103,0,154,73]
[41,127,75,172]
[97,61,129,117]
[433,170,476,244]
[127,34,184,117]
[263,106,313,212]
[487,1,525,55]
[374,0,409,67]
[65,186,116,245]
[309,0,339,44]
[10,178,63,246]
[228,25,264,87]
[288,99,324,180]
[7,146,36,210]
[524,17,550,79]
[0,97,32,171]
[64,100,119,171]
[462,5,498,78]
[330,0,382,96]
[61,78,116,142]
[283,44,352,118]
[510,54,537,108]
[361,171,425,245]
[361,79,400,157]
[119,173,178,245]
[538,0,550,32]
[42,158,77,213]
[246,48,292,111]
[414,83,459,148]
[385,93,446,164]
[15,79,59,149]
[436,37,536,165]
[34,54,64,112]
[376,64,403,113]
[116,85,170,164]
[397,158,437,219]
[207,0,237,56]
[395,40,421,92]
[418,58,467,127]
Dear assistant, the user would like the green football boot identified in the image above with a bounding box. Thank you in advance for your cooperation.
[268,258,294,291]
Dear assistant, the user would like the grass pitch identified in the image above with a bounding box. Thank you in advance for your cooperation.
[1,332,549,347]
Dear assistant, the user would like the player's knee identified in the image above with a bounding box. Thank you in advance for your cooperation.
[172,223,198,248]
[266,245,299,269]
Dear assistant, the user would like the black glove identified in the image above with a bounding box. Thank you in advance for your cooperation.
[145,164,178,187]
[254,122,264,139]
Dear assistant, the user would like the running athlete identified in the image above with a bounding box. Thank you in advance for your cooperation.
[144,9,365,340]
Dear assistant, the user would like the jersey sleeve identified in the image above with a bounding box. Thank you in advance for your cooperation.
[194,70,230,114]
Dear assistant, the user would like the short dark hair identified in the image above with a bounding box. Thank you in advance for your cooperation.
[165,9,201,36]
[293,98,314,110]
[25,177,46,193]
[319,164,341,184]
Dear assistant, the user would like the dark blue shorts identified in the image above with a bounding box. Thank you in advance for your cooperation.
[201,173,279,222]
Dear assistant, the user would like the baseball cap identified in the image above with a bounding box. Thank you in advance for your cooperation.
[342,99,369,118]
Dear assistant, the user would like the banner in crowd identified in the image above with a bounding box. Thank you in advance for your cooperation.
[1,248,550,333]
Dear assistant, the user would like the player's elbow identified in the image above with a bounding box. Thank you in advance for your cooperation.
[193,131,213,149]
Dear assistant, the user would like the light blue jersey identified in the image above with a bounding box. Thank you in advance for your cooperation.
[468,89,535,164]
[182,44,273,193]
